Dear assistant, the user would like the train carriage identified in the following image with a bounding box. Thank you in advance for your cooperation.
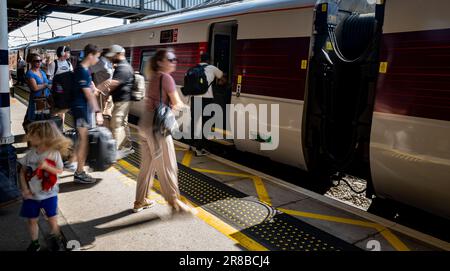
[12,0,450,219]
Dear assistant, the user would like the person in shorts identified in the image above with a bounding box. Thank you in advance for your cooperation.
[71,44,104,184]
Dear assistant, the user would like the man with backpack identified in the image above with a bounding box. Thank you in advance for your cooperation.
[104,45,135,157]
[48,46,74,128]
[90,50,114,130]
[71,44,103,184]
[182,53,224,156]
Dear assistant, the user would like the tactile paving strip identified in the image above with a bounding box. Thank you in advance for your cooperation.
[125,145,359,251]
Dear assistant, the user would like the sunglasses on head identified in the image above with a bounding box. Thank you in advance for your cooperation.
[167,57,178,63]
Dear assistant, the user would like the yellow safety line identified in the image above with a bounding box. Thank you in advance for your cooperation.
[192,168,273,206]
[192,168,252,179]
[212,127,233,137]
[279,208,379,228]
[251,176,272,206]
[181,150,193,167]
[115,159,268,251]
[279,208,410,251]
[375,226,411,252]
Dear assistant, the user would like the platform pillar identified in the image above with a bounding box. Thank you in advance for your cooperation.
[0,0,20,204]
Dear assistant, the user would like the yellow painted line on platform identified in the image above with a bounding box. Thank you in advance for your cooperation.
[251,176,272,205]
[376,227,411,251]
[115,159,267,251]
[279,208,377,228]
[279,208,410,251]
[192,168,272,206]
[192,168,251,179]
[181,151,193,167]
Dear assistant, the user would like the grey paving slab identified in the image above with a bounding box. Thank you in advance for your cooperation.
[0,201,50,251]
[354,229,440,251]
[56,167,242,251]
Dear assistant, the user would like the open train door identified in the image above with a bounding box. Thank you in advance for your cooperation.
[303,0,386,186]
[208,21,238,141]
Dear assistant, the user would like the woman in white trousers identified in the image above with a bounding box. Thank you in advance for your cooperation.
[133,48,196,215]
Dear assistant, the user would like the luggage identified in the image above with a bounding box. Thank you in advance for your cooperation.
[130,72,145,101]
[181,64,213,96]
[65,127,117,171]
[51,59,75,112]
[87,127,117,171]
[49,116,63,132]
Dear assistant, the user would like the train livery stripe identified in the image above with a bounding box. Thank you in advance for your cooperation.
[0,49,7,65]
[376,28,450,122]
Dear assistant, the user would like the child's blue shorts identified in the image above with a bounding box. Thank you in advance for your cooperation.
[20,196,58,219]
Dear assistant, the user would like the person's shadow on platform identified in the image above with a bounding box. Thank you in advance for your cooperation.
[59,209,162,250]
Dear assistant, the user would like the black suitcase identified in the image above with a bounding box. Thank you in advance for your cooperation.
[64,127,117,171]
[87,127,117,171]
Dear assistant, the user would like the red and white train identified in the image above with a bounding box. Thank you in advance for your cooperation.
[9,0,450,219]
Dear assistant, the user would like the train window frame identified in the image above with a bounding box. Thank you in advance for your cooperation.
[139,50,156,77]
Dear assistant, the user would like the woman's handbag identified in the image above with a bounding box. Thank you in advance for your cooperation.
[152,75,178,137]
[33,88,53,113]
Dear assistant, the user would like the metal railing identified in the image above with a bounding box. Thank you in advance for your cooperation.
[79,0,244,12]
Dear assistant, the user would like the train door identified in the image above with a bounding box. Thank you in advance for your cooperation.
[208,21,237,138]
[303,0,386,183]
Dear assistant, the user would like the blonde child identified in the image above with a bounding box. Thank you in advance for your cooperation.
[19,121,72,251]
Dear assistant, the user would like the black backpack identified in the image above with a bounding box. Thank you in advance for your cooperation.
[51,59,75,110]
[181,64,213,96]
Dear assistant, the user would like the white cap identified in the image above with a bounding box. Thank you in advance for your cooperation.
[105,44,125,57]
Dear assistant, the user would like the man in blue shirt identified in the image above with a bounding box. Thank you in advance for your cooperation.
[72,44,103,184]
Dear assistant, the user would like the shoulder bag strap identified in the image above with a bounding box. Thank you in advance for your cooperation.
[159,74,163,106]
[53,60,58,76]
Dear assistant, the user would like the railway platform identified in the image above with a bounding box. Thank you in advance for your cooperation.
[2,90,449,251]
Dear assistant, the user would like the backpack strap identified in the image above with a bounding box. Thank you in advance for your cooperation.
[53,59,58,76]
[200,64,214,88]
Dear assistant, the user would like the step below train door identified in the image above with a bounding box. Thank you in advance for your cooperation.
[303,0,386,182]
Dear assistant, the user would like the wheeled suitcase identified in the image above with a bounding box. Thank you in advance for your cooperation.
[87,127,117,171]
[64,127,117,171]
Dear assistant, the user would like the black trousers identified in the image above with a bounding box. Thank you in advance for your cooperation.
[190,96,214,150]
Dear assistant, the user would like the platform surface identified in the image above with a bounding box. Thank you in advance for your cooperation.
[2,92,449,251]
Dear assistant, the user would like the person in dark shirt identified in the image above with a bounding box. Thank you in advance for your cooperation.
[71,44,103,184]
[104,45,134,156]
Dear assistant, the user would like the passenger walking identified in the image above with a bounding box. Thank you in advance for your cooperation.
[47,46,74,126]
[16,56,26,86]
[23,54,51,131]
[71,44,103,184]
[90,50,114,130]
[104,45,134,156]
[134,48,196,215]
[18,121,72,251]
[190,53,224,156]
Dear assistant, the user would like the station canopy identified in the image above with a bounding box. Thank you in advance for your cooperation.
[7,0,244,33]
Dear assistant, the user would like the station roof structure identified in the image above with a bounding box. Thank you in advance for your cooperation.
[7,0,244,33]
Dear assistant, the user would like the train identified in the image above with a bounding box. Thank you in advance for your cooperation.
[9,0,450,219]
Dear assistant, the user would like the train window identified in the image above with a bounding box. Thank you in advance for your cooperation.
[140,50,156,77]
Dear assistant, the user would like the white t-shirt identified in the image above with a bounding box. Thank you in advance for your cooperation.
[18,149,63,200]
[198,63,224,98]
[48,59,73,80]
